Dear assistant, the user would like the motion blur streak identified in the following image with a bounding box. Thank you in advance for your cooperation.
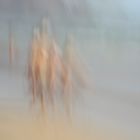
[0,0,140,140]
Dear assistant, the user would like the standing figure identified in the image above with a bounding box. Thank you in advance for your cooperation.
[47,39,62,111]
[61,35,75,117]
[61,35,89,118]
[35,42,48,113]
[27,28,41,110]
[8,26,18,69]
[28,27,49,113]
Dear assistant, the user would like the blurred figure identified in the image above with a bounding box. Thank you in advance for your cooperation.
[61,35,75,117]
[40,18,49,47]
[28,26,49,113]
[27,27,41,111]
[47,39,62,111]
[27,19,89,116]
[35,38,48,113]
[61,34,89,117]
[39,18,53,110]
[27,18,53,113]
[8,25,18,70]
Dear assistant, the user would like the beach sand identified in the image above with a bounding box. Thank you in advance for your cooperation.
[0,107,140,140]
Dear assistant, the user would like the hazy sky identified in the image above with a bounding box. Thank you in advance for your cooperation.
[87,0,140,21]
[0,0,139,18]
[0,0,88,16]
[0,0,139,25]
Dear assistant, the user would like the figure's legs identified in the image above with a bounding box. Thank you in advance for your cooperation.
[31,75,36,105]
[62,76,72,119]
[48,77,55,112]
[9,52,13,70]
[29,71,37,113]
[38,67,47,115]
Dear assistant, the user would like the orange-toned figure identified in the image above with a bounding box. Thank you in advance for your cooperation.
[28,27,49,113]
[36,44,48,113]
[27,28,40,110]
[47,39,62,111]
[39,19,52,110]
[39,18,62,112]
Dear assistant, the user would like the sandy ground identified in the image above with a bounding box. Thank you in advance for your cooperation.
[0,109,140,140]
[0,67,140,140]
